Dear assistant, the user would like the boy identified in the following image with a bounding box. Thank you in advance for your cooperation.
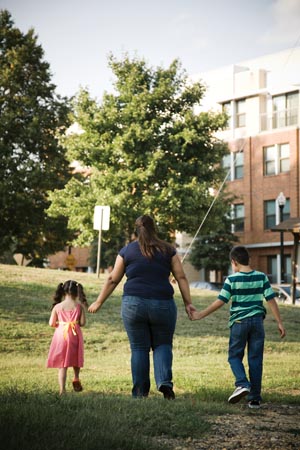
[192,245,286,408]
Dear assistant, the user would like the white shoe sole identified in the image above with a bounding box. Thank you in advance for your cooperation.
[228,388,250,404]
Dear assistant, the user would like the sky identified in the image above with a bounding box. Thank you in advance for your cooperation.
[1,0,300,101]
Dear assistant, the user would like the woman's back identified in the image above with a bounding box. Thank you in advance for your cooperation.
[119,240,176,299]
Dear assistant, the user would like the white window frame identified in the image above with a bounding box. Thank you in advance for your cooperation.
[236,99,246,128]
[223,151,244,181]
[263,143,290,176]
[231,203,245,233]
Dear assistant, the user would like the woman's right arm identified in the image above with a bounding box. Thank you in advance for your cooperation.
[88,255,125,313]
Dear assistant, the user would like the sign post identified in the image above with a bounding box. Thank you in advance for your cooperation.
[93,206,110,277]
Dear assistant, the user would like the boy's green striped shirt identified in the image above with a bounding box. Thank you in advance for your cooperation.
[218,271,276,327]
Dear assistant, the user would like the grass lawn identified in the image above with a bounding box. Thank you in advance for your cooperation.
[0,263,299,450]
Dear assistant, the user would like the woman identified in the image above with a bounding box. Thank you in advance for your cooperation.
[88,215,195,399]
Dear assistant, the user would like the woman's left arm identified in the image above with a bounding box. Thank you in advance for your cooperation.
[171,254,196,318]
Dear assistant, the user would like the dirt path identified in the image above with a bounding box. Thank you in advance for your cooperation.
[158,404,300,449]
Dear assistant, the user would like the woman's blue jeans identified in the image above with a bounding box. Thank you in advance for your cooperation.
[228,315,265,401]
[121,296,177,397]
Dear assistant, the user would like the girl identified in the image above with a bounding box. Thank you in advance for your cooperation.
[47,280,88,395]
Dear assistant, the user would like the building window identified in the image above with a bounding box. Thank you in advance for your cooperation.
[234,151,244,179]
[222,151,244,180]
[236,99,246,127]
[233,204,244,232]
[264,198,290,229]
[285,255,292,283]
[222,102,231,128]
[282,198,290,221]
[222,154,231,172]
[264,200,276,229]
[267,256,277,284]
[267,255,291,284]
[272,91,299,129]
[263,143,290,176]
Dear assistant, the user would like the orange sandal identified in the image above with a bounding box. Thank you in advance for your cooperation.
[72,379,83,392]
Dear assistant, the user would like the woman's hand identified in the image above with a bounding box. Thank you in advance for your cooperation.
[185,303,197,320]
[88,301,102,314]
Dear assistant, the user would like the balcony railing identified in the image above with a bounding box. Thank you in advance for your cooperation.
[260,108,299,131]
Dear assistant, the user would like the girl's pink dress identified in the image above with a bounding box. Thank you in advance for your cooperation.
[47,303,84,368]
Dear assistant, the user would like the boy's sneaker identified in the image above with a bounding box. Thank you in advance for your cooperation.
[228,386,250,404]
[248,400,261,409]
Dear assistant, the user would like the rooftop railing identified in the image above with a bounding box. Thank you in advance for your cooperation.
[260,107,299,132]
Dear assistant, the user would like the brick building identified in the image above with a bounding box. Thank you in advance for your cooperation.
[179,48,300,283]
[47,246,93,272]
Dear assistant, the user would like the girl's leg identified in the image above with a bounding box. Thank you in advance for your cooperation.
[73,366,80,380]
[58,368,67,395]
[72,367,83,392]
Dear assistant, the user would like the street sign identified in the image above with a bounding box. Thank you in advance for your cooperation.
[13,253,32,266]
[93,205,110,230]
[65,254,76,270]
[93,205,110,277]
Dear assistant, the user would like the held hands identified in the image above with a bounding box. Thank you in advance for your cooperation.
[185,304,206,321]
[185,303,196,320]
[190,309,205,321]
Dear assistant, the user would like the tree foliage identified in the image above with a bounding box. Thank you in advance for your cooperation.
[0,10,72,263]
[189,204,239,273]
[48,54,230,247]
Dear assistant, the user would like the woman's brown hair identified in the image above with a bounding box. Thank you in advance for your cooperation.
[135,215,174,258]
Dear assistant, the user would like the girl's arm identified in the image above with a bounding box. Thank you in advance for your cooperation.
[88,255,125,313]
[171,254,196,318]
[49,306,58,327]
[79,304,86,327]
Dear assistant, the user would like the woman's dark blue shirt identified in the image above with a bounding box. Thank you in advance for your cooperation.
[119,241,176,300]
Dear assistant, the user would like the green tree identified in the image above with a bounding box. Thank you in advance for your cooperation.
[0,10,72,264]
[48,54,229,248]
[189,203,239,275]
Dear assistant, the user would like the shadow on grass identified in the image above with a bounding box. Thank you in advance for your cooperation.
[0,387,212,450]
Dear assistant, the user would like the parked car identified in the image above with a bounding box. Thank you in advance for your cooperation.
[189,281,223,291]
[271,284,300,304]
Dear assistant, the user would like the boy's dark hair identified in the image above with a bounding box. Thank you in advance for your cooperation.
[230,246,250,265]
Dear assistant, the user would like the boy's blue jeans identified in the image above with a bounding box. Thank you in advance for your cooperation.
[228,315,265,401]
[121,296,177,397]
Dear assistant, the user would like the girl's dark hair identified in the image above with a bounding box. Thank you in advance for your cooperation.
[52,280,88,309]
[135,215,174,258]
[229,246,250,265]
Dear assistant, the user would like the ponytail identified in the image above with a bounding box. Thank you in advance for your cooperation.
[51,280,88,309]
[135,215,174,258]
[52,282,64,309]
[77,283,88,308]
